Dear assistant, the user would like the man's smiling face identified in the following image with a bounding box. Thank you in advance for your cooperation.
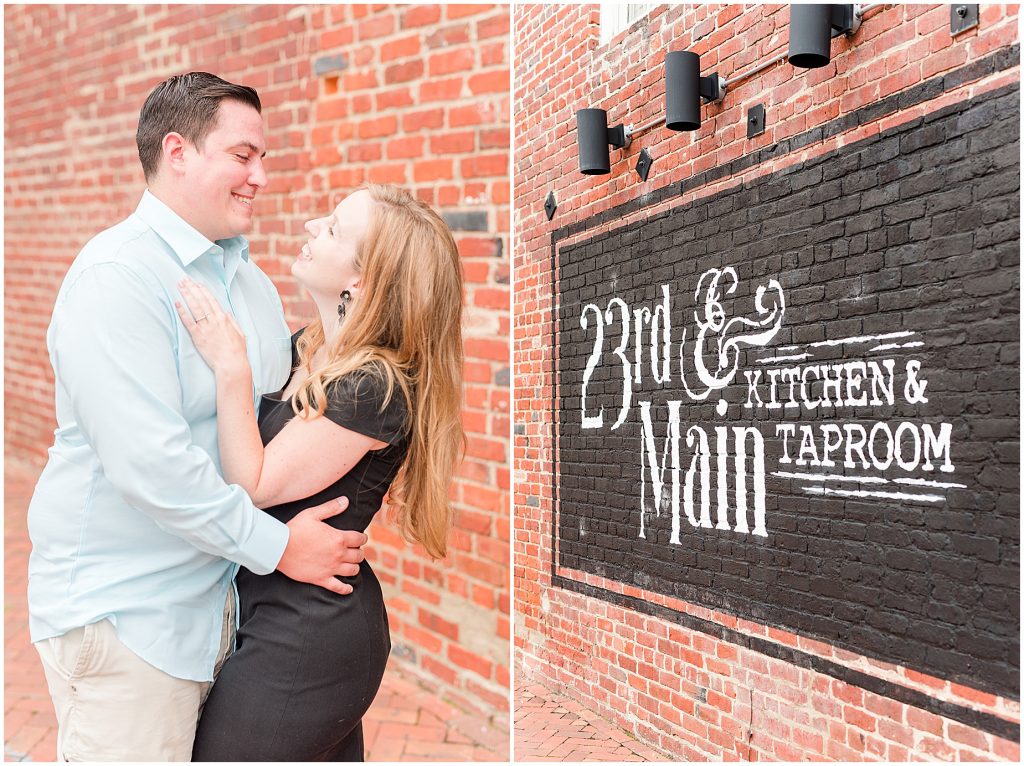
[181,99,268,242]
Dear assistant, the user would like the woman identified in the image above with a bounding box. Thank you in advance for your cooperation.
[179,184,464,761]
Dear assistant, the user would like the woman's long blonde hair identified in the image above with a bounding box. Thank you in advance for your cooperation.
[292,184,465,559]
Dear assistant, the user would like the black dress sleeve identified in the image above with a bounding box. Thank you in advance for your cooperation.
[322,371,408,446]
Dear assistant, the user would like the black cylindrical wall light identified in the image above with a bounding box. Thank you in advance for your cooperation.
[665,51,701,130]
[789,4,859,68]
[576,108,630,175]
[577,109,611,173]
[665,50,725,131]
[788,4,833,67]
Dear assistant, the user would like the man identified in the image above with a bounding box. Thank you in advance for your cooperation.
[27,72,363,760]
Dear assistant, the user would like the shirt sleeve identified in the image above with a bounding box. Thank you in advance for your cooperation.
[321,370,409,446]
[50,262,289,574]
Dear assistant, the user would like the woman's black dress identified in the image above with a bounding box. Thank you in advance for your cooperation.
[192,351,407,762]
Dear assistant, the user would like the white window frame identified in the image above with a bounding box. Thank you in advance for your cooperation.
[599,2,662,46]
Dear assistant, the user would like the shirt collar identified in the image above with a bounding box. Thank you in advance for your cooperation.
[134,190,250,268]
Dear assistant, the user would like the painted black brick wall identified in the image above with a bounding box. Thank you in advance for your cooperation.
[555,84,1020,698]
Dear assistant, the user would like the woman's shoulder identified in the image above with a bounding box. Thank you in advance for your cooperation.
[323,363,409,445]
[328,364,403,409]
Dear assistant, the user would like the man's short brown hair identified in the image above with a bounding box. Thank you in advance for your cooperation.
[136,72,261,182]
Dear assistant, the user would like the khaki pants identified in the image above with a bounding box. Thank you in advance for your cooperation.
[35,594,235,762]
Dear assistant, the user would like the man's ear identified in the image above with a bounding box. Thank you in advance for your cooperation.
[161,132,189,175]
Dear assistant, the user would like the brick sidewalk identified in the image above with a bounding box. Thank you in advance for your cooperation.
[514,668,670,761]
[4,462,508,762]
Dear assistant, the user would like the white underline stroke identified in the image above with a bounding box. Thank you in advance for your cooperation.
[764,331,919,357]
[802,486,944,502]
[756,353,812,364]
[806,331,917,348]
[893,477,967,489]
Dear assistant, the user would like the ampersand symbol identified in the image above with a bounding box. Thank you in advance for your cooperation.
[904,360,929,404]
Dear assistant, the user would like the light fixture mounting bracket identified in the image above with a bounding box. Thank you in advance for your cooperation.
[830,4,861,37]
[747,104,766,138]
[950,4,979,36]
[608,123,633,150]
[699,74,727,103]
[635,148,654,181]
[544,190,557,221]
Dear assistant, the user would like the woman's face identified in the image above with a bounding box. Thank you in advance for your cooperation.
[292,190,373,300]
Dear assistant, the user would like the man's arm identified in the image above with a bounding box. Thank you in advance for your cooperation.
[52,262,363,593]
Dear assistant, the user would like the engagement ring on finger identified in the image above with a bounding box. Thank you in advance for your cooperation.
[196,314,209,322]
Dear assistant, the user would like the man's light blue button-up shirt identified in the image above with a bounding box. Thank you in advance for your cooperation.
[28,190,293,682]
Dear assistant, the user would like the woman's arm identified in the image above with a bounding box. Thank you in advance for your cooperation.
[213,364,385,506]
[175,279,266,495]
[209,362,266,496]
[246,412,384,507]
[176,279,386,507]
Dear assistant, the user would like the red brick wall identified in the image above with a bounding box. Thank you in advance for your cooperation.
[5,3,509,718]
[514,3,1019,759]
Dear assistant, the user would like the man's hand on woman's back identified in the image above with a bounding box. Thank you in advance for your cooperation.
[277,497,366,595]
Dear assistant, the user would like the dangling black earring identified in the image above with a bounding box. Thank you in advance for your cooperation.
[337,290,352,322]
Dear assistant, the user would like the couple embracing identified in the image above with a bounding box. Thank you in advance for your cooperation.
[27,72,464,761]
